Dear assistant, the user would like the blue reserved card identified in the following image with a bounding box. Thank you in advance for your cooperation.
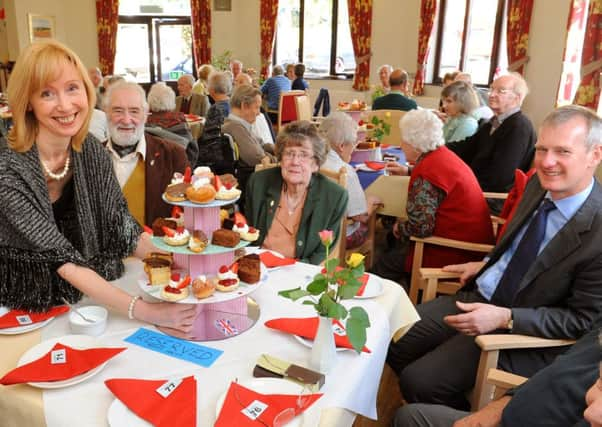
[124,328,223,367]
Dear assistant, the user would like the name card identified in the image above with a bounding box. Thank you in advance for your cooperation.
[156,378,183,398]
[242,399,268,420]
[16,315,33,325]
[51,349,67,364]
[125,328,223,367]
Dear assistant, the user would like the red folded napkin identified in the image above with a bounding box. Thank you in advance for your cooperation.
[264,317,370,353]
[214,381,322,427]
[0,343,125,385]
[259,252,296,268]
[105,376,196,427]
[364,161,385,171]
[380,143,391,149]
[0,306,69,329]
[356,274,370,297]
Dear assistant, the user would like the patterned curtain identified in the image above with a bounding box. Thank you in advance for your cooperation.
[412,0,437,96]
[191,0,211,67]
[96,0,120,75]
[260,0,279,80]
[574,0,602,108]
[506,0,534,74]
[348,0,373,91]
[556,0,588,106]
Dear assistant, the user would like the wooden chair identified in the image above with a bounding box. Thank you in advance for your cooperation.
[471,334,575,409]
[294,94,321,125]
[345,209,378,269]
[364,110,406,146]
[319,166,348,263]
[275,90,305,131]
[254,156,277,172]
[409,237,494,304]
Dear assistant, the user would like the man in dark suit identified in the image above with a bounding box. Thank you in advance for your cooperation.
[103,81,189,227]
[175,74,210,117]
[447,72,536,214]
[372,68,418,111]
[387,105,602,410]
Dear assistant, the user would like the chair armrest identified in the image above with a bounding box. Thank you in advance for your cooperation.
[410,236,494,253]
[419,268,462,280]
[487,368,528,390]
[475,334,576,351]
[483,192,509,199]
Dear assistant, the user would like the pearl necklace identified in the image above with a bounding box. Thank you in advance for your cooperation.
[42,155,70,181]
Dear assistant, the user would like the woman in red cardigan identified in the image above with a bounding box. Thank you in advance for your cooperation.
[371,109,494,286]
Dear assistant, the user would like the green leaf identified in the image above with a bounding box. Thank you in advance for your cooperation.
[278,287,301,298]
[371,116,380,125]
[327,301,348,320]
[351,264,365,277]
[278,288,310,301]
[349,307,371,327]
[307,277,328,295]
[324,258,338,274]
[346,317,368,353]
[338,280,362,300]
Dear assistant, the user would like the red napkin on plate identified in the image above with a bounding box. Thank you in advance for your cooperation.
[105,376,196,427]
[356,274,370,297]
[380,143,391,149]
[0,343,126,385]
[0,306,69,329]
[364,161,385,171]
[214,381,322,427]
[259,252,296,268]
[264,317,371,353]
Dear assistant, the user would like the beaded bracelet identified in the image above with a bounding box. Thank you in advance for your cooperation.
[128,295,141,320]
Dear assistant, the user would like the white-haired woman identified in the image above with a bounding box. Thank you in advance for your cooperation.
[372,64,393,102]
[146,82,193,142]
[321,112,381,247]
[372,109,494,284]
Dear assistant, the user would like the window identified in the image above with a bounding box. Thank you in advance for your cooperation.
[273,0,356,77]
[114,0,193,84]
[432,0,507,85]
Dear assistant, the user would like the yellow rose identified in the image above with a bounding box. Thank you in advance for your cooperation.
[346,253,365,268]
[385,111,391,119]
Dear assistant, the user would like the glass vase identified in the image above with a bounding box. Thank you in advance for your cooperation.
[310,316,337,373]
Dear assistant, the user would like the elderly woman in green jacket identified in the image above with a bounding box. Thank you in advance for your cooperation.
[246,121,348,265]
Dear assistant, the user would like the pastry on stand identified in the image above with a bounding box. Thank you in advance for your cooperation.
[141,173,263,341]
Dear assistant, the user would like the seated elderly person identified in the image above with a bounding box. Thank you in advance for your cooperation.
[147,82,194,141]
[321,112,381,247]
[222,84,276,169]
[372,64,393,102]
[440,80,479,142]
[193,63,214,96]
[371,109,494,285]
[246,121,349,265]
[206,71,232,118]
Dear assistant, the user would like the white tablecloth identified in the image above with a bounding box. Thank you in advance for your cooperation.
[27,256,418,427]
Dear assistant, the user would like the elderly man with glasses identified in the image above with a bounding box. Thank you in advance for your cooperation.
[446,72,536,214]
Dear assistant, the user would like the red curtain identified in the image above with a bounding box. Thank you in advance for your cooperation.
[260,0,279,80]
[574,0,602,108]
[412,0,437,95]
[348,0,373,91]
[96,0,120,75]
[191,0,211,67]
[506,0,534,74]
[556,0,588,106]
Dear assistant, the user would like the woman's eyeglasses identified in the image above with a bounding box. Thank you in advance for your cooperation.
[282,150,313,162]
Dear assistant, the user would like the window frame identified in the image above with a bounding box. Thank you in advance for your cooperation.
[117,14,194,85]
[431,0,506,86]
[273,0,353,78]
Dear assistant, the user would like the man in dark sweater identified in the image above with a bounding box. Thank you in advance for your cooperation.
[447,72,536,214]
[372,69,418,111]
